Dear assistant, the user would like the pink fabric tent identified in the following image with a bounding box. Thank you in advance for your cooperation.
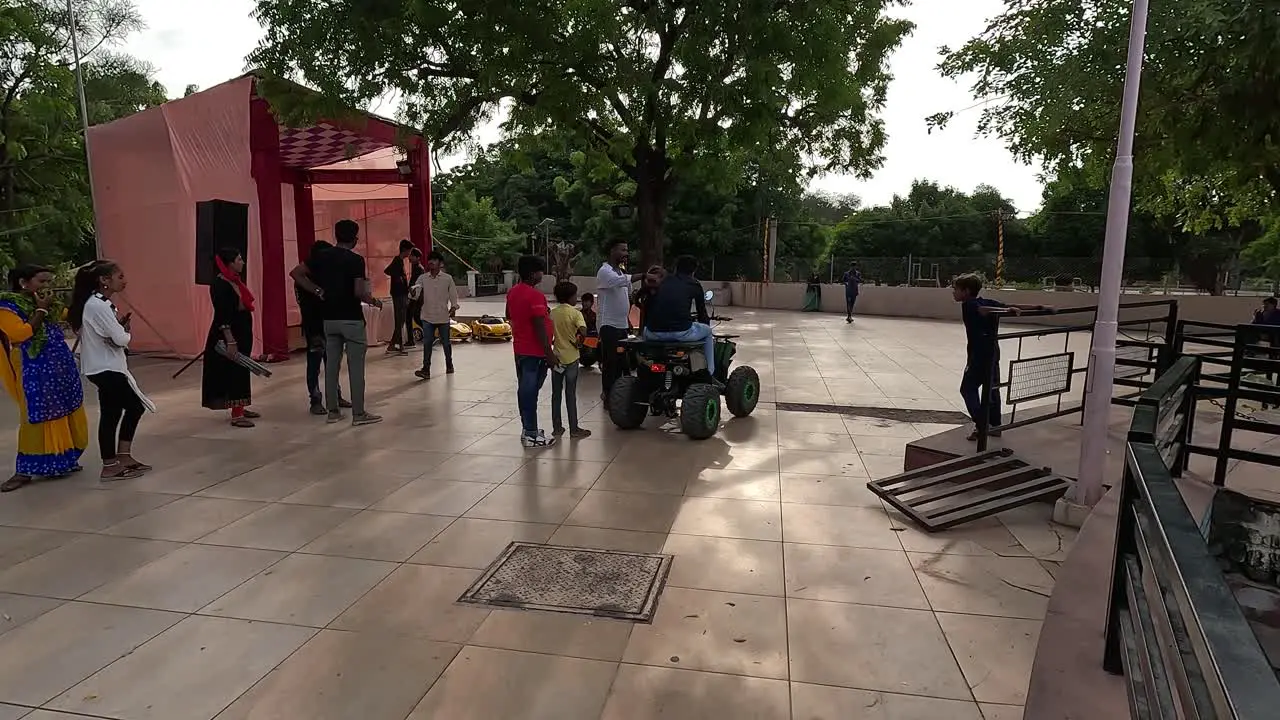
[87,75,432,358]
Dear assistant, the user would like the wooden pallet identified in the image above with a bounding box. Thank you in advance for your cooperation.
[867,448,1070,532]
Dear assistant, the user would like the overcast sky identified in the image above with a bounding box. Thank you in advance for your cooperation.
[122,0,1045,214]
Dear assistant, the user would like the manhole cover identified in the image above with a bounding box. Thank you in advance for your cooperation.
[457,542,673,622]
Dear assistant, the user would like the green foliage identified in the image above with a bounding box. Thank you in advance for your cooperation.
[1,0,165,267]
[831,180,1020,258]
[432,187,524,274]
[249,0,913,264]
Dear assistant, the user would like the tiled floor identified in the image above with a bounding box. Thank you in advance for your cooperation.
[0,309,1077,720]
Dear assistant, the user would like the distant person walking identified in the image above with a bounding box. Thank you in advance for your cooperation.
[413,250,460,380]
[841,262,862,323]
[202,248,258,427]
[384,239,413,354]
[406,247,426,346]
[68,260,156,480]
[595,240,643,405]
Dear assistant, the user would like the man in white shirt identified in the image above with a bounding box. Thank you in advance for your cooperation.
[595,240,644,404]
[412,250,461,380]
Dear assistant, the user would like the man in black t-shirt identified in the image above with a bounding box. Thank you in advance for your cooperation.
[294,219,383,426]
[406,248,425,346]
[384,239,413,354]
[641,256,717,381]
[292,240,349,414]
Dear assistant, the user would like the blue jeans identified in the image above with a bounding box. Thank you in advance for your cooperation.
[960,353,1002,428]
[515,355,549,437]
[846,293,858,317]
[643,323,715,376]
[306,347,323,403]
[551,362,581,431]
[421,320,453,370]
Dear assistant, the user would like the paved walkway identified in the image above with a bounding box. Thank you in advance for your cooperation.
[0,309,1075,720]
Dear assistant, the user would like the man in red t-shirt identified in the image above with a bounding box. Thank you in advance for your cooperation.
[506,255,559,447]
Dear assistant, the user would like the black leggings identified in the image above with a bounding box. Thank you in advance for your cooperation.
[87,371,145,461]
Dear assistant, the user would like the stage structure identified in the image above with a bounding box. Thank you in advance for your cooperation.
[87,73,432,358]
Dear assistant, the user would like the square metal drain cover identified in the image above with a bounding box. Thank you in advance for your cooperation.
[457,542,673,622]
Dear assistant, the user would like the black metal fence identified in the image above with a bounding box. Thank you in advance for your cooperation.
[1103,355,1280,718]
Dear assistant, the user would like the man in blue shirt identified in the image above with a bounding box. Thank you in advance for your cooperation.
[841,262,862,323]
[952,273,1048,441]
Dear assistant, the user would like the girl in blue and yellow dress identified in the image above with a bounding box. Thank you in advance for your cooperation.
[0,264,89,492]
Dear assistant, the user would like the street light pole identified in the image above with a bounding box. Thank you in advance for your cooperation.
[1069,0,1151,510]
[67,0,101,256]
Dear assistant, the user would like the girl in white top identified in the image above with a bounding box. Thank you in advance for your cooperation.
[68,261,155,480]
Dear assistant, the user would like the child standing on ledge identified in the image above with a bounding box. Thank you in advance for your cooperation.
[952,273,1049,441]
[550,282,592,438]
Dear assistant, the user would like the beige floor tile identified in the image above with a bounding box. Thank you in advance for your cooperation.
[0,535,181,599]
[470,608,635,661]
[278,471,415,509]
[781,503,903,550]
[565,490,683,533]
[780,449,869,477]
[548,526,669,553]
[784,544,928,609]
[409,518,556,568]
[938,613,1041,706]
[909,554,1054,619]
[196,465,321,502]
[787,598,970,700]
[102,497,266,542]
[774,413,849,434]
[857,453,907,480]
[0,602,183,706]
[669,497,782,541]
[407,646,617,720]
[0,703,28,720]
[593,462,691,495]
[388,431,489,453]
[215,629,460,720]
[850,434,913,456]
[779,473,884,507]
[0,592,62,637]
[463,485,587,524]
[300,510,452,561]
[845,418,921,438]
[23,489,177,532]
[505,459,609,489]
[203,553,395,626]
[49,615,314,720]
[331,564,491,642]
[427,453,528,483]
[891,513,1031,557]
[624,587,788,679]
[663,535,784,596]
[778,431,858,452]
[196,499,352,548]
[996,505,1077,561]
[682,469,781,501]
[980,704,1025,720]
[600,664,790,720]
[0,527,82,573]
[371,478,495,515]
[791,683,985,719]
[355,448,454,478]
[83,545,283,612]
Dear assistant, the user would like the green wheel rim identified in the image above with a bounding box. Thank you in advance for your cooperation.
[743,380,757,403]
[706,397,719,426]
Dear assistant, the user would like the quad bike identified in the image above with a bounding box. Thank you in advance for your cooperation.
[608,291,761,440]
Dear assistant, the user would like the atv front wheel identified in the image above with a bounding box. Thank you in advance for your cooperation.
[608,376,647,429]
[680,383,721,440]
[725,366,761,417]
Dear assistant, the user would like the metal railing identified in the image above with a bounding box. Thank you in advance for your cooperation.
[1173,321,1280,486]
[1103,355,1280,718]
[973,299,1179,451]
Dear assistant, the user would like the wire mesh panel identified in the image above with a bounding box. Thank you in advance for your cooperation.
[1114,344,1155,380]
[1007,352,1075,404]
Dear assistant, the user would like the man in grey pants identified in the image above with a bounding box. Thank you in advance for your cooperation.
[293,219,383,426]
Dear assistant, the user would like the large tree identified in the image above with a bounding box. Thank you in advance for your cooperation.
[249,0,912,265]
[928,0,1280,231]
[1,0,165,265]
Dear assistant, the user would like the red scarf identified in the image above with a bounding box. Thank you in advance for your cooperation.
[215,256,256,312]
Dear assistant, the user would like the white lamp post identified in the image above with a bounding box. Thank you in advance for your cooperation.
[1068,0,1152,512]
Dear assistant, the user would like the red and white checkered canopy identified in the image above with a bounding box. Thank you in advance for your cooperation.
[277,122,391,169]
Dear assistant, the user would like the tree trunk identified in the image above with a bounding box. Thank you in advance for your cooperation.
[633,147,670,269]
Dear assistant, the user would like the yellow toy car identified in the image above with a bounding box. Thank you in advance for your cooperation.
[413,319,473,344]
[469,314,513,341]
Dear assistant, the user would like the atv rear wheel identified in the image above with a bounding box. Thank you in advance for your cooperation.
[608,376,647,429]
[725,366,761,417]
[680,383,721,440]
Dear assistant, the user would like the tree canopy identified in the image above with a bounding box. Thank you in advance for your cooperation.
[248,0,913,265]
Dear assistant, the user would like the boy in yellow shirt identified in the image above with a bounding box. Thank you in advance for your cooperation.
[550,282,592,438]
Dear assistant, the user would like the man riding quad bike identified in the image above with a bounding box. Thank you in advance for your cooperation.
[608,256,760,439]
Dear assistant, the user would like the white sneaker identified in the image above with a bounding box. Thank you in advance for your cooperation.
[520,430,557,448]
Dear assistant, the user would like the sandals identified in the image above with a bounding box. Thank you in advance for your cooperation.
[100,465,146,482]
[119,455,153,473]
[242,409,262,419]
[0,474,32,493]
[230,418,256,428]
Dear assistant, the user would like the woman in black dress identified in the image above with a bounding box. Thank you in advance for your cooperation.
[201,247,258,427]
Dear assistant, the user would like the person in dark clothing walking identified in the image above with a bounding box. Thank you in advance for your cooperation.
[293,240,349,415]
[384,239,413,354]
[841,262,862,323]
[406,248,426,346]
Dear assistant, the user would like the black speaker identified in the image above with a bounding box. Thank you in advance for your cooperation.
[195,199,250,285]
